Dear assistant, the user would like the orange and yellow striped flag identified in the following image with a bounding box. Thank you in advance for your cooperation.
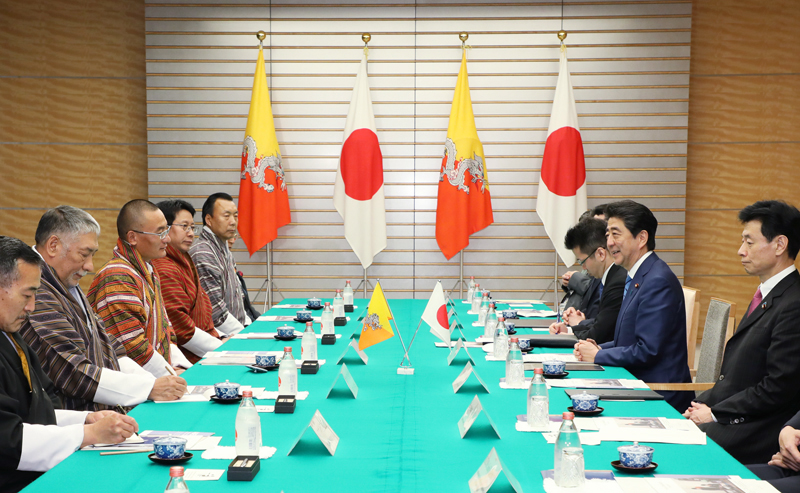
[358,281,395,351]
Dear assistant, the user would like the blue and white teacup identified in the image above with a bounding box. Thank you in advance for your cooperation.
[255,354,276,367]
[277,325,295,338]
[502,309,518,319]
[571,391,599,412]
[307,298,322,309]
[518,338,531,350]
[505,322,516,333]
[542,359,566,375]
[618,443,654,468]
[296,310,312,322]
[214,380,240,400]
[154,435,187,460]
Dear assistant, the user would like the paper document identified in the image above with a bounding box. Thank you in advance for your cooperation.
[184,469,224,481]
[201,446,276,460]
[546,379,648,389]
[256,390,309,400]
[523,353,577,363]
[516,309,558,318]
[577,417,707,445]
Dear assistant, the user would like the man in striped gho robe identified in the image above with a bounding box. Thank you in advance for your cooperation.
[20,206,186,411]
[153,200,224,364]
[190,192,249,336]
[88,200,192,378]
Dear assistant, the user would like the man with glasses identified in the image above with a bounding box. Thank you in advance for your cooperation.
[152,200,225,363]
[190,193,249,336]
[19,206,186,411]
[549,218,626,344]
[88,200,192,377]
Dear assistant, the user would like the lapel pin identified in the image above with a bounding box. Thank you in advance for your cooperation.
[634,283,640,288]
[761,303,767,309]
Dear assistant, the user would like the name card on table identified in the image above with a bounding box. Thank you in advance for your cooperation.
[458,395,501,439]
[447,339,476,366]
[287,410,339,456]
[468,448,522,493]
[452,362,490,394]
[336,340,368,365]
[326,363,359,399]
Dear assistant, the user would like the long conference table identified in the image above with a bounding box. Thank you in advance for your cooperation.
[24,297,756,492]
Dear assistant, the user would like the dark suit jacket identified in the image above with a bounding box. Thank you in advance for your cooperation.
[562,271,593,312]
[696,269,800,464]
[577,277,602,321]
[572,263,626,344]
[595,252,693,411]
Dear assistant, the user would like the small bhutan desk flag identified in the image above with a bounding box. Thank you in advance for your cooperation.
[239,43,291,256]
[358,281,394,351]
[435,50,494,260]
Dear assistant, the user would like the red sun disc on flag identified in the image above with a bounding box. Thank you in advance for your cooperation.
[340,128,383,201]
[436,305,449,329]
[540,126,586,197]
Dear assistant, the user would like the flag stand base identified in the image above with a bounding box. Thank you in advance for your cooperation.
[397,365,414,375]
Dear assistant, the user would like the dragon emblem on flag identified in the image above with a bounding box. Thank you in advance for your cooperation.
[439,137,488,195]
[362,313,382,332]
[241,135,287,193]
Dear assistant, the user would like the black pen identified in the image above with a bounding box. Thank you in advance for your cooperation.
[115,404,139,436]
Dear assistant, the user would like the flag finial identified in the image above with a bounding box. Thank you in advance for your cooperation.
[557,30,567,42]
[459,32,469,50]
[362,33,371,44]
[256,31,267,42]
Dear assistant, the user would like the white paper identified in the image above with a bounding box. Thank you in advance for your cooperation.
[508,303,533,308]
[542,431,603,446]
[435,341,483,348]
[272,304,308,309]
[543,478,624,493]
[546,379,648,389]
[294,359,325,369]
[326,363,358,399]
[447,339,475,365]
[523,353,577,363]
[472,321,484,327]
[190,436,222,451]
[256,315,296,322]
[256,406,275,413]
[256,390,309,400]
[452,362,490,394]
[577,417,707,445]
[458,395,501,439]
[516,309,558,318]
[468,448,522,493]
[287,410,340,456]
[201,446,277,460]
[184,469,225,481]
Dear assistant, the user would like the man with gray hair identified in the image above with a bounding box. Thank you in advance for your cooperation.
[19,206,186,411]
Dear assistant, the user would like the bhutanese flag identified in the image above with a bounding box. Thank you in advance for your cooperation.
[238,43,291,256]
[435,51,494,260]
[358,281,394,351]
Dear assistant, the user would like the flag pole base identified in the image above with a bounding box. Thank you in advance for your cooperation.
[397,365,414,375]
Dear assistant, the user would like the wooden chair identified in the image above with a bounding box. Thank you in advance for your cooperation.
[648,297,735,395]
[682,286,701,372]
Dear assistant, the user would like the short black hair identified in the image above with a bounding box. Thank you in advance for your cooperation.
[117,199,160,240]
[578,209,593,222]
[605,200,658,251]
[739,200,800,260]
[564,218,608,255]
[0,236,43,288]
[592,204,608,218]
[201,192,234,227]
[157,199,196,225]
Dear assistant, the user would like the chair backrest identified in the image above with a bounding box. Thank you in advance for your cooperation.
[682,286,701,369]
[724,301,738,343]
[695,297,734,387]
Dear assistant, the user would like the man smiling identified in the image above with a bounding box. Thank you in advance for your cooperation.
[574,200,692,411]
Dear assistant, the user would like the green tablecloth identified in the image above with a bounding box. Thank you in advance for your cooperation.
[24,298,754,492]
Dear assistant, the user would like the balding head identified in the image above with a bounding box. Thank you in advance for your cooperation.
[117,199,160,240]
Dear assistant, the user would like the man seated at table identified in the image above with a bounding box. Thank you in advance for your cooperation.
[684,200,800,464]
[560,204,608,314]
[573,200,693,411]
[19,206,186,411]
[549,218,626,344]
[190,192,249,336]
[0,236,138,493]
[747,409,800,492]
[88,199,192,378]
[153,200,224,363]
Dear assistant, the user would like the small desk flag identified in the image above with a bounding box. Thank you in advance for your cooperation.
[358,281,395,351]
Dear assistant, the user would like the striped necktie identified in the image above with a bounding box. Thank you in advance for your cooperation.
[11,337,32,390]
[623,275,632,301]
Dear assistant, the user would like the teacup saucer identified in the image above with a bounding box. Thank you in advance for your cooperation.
[543,371,569,379]
[247,364,279,373]
[275,334,298,341]
[568,405,604,416]
[148,452,193,465]
[306,305,323,310]
[293,317,313,323]
[520,347,533,353]
[210,395,242,404]
[507,328,517,335]
[611,460,657,473]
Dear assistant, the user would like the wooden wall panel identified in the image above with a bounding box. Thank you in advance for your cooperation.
[0,0,148,275]
[685,0,800,339]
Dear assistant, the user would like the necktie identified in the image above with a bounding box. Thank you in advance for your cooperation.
[746,288,763,317]
[598,283,604,298]
[11,337,32,390]
[623,275,632,301]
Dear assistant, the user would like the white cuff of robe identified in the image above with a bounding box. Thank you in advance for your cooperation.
[19,411,89,471]
[94,367,156,407]
[141,351,172,378]
[169,344,192,369]
[118,356,155,377]
[183,327,223,357]
[217,312,245,336]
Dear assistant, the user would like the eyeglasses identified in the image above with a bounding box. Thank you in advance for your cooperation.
[172,223,200,234]
[132,225,171,240]
[577,247,599,267]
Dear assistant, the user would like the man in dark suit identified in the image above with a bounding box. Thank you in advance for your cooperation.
[573,200,693,411]
[747,410,800,492]
[685,200,800,465]
[549,218,626,344]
